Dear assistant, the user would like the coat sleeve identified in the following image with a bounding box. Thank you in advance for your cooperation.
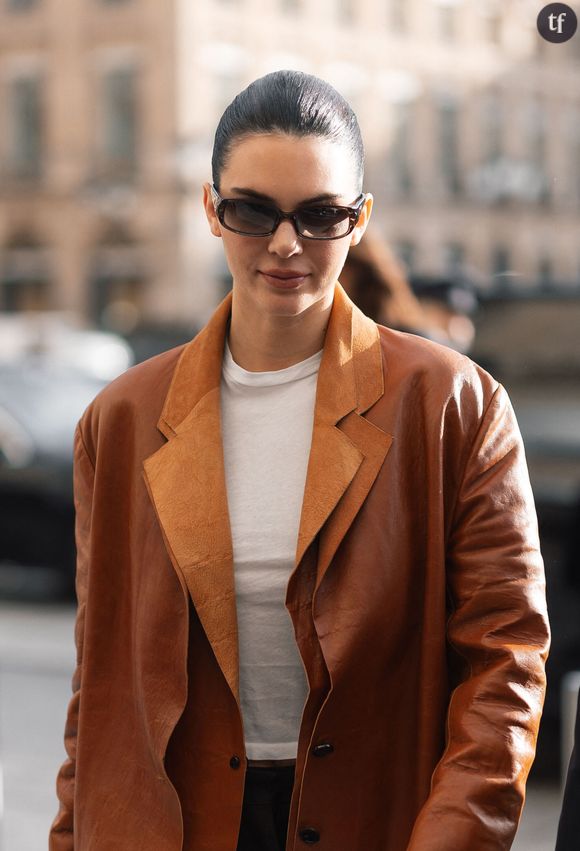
[49,422,94,851]
[407,383,551,851]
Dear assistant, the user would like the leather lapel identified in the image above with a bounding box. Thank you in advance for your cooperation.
[143,282,392,705]
[293,284,393,593]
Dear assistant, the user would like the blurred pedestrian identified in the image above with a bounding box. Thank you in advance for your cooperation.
[408,272,478,354]
[340,236,476,352]
[50,69,550,851]
[555,688,580,849]
[338,228,431,335]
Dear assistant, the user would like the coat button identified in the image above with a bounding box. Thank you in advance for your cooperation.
[312,742,334,757]
[299,827,320,844]
[229,755,241,769]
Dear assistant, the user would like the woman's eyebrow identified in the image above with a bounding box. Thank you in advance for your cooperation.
[230,187,342,204]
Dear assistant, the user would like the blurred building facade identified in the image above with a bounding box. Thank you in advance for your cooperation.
[1,0,580,330]
[0,0,181,331]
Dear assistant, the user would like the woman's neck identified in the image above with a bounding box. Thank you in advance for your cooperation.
[226,291,332,372]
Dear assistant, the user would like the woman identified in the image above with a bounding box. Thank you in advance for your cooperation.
[50,70,549,851]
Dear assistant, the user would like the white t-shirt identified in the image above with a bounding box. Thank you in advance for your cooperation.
[220,337,323,760]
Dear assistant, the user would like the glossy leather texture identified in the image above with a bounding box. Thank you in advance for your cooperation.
[50,282,550,851]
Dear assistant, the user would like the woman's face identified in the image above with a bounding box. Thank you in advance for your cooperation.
[202,133,373,320]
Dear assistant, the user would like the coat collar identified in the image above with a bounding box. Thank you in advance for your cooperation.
[143,282,392,704]
[156,280,383,437]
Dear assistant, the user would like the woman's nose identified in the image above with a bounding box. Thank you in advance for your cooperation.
[267,220,303,258]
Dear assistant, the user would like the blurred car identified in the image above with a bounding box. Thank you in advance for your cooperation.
[0,313,133,594]
[407,272,479,354]
[0,311,132,381]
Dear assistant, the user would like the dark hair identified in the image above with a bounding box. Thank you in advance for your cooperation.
[211,69,364,192]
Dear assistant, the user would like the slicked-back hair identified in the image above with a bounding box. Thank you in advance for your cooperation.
[211,69,364,193]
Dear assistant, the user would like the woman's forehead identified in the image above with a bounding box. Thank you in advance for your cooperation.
[221,132,359,203]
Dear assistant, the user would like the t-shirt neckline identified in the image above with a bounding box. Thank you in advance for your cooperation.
[222,338,323,387]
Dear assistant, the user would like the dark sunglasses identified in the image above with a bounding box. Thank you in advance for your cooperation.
[211,185,367,240]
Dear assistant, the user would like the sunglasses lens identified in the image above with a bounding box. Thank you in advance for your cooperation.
[222,200,276,235]
[296,208,351,239]
[218,197,359,239]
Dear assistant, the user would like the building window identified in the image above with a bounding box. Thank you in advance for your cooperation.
[337,0,354,25]
[1,233,51,311]
[492,245,511,287]
[538,256,553,288]
[1,276,50,310]
[395,240,416,274]
[535,30,547,59]
[481,89,503,163]
[198,42,248,114]
[437,6,456,41]
[572,24,580,62]
[7,0,38,10]
[485,11,502,44]
[215,71,243,117]
[6,73,43,181]
[389,0,407,32]
[390,102,414,198]
[444,242,464,276]
[526,98,546,168]
[568,108,580,205]
[91,227,144,332]
[524,97,549,204]
[98,65,138,178]
[438,97,461,196]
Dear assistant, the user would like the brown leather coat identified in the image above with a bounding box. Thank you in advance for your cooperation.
[50,283,550,851]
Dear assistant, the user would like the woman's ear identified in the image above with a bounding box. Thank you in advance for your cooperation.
[202,182,223,238]
[349,194,373,247]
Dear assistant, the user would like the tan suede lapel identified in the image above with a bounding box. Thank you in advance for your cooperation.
[143,282,392,704]
[142,292,238,697]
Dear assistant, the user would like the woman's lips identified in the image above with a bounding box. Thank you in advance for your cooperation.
[260,270,309,288]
